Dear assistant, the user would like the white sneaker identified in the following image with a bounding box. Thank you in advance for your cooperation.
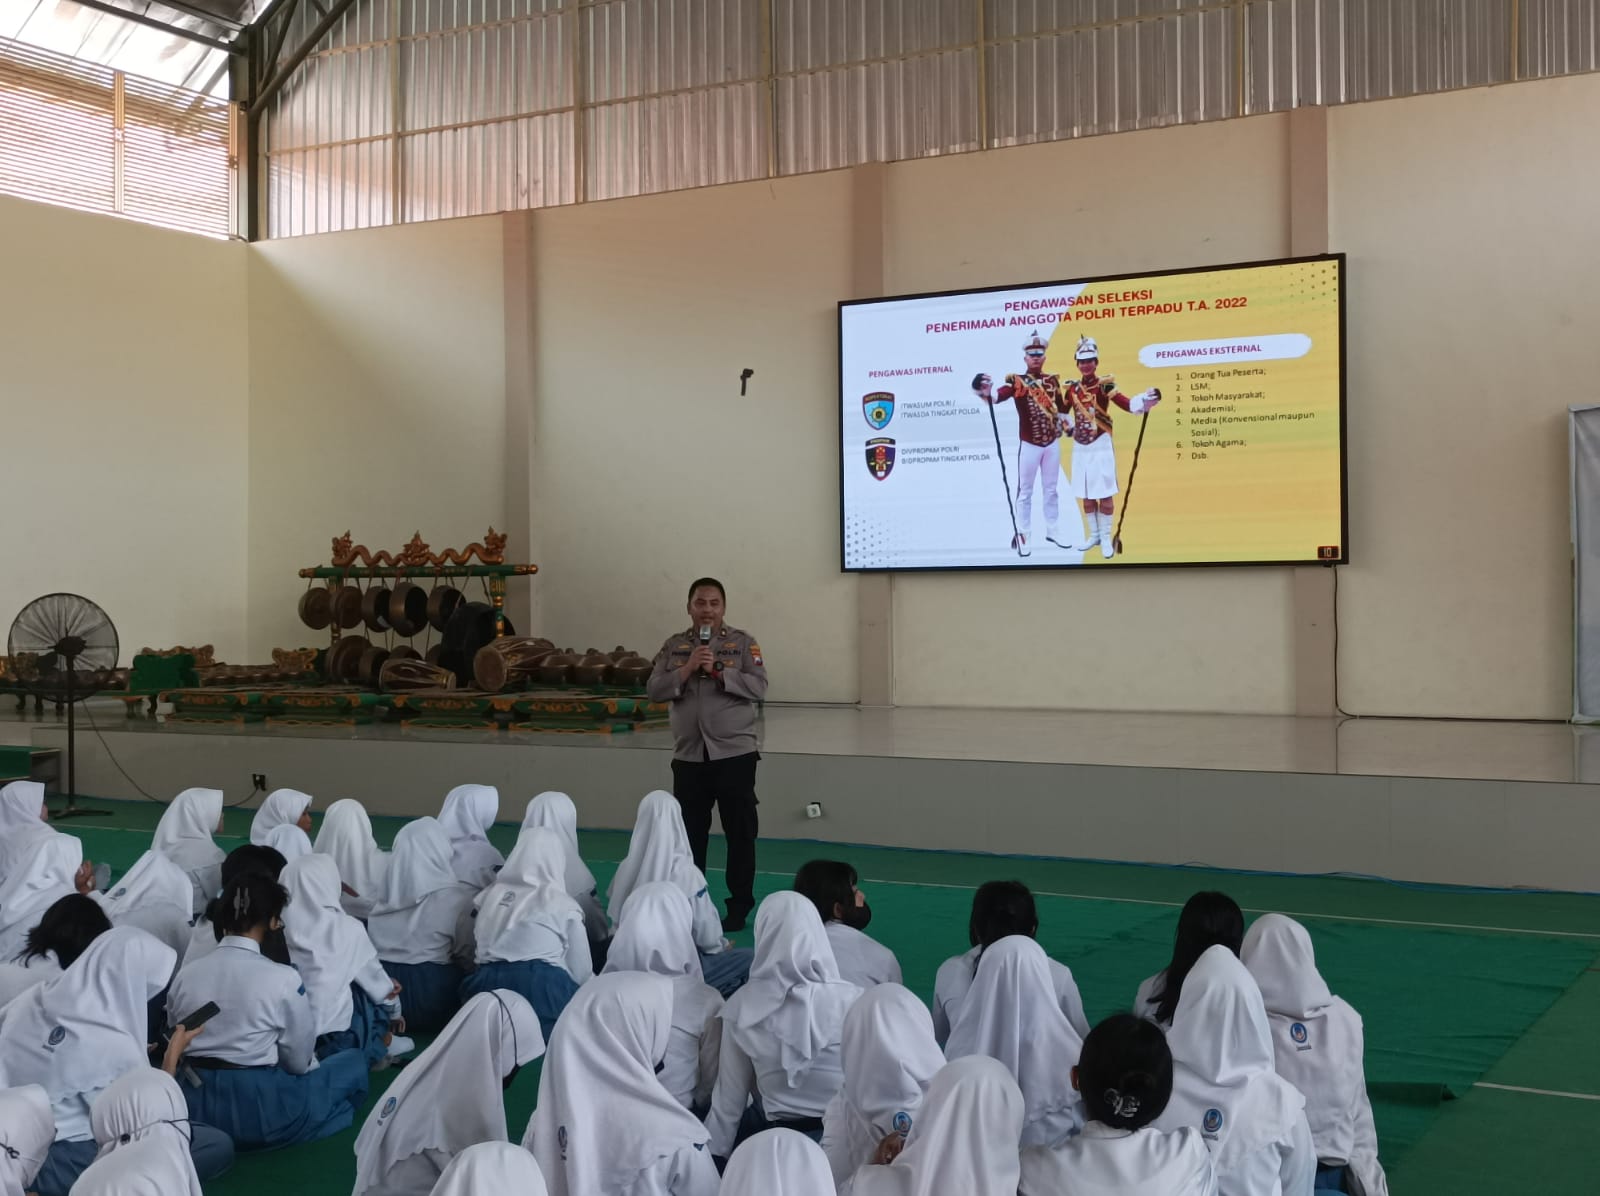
[386,1035,416,1060]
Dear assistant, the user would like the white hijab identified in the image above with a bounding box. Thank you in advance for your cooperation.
[0,782,45,837]
[602,882,702,979]
[522,791,597,900]
[151,788,224,873]
[438,785,503,888]
[314,798,389,918]
[0,1084,53,1196]
[724,1128,835,1195]
[0,832,81,962]
[1241,914,1332,1021]
[472,828,583,962]
[375,817,460,913]
[825,983,945,1181]
[605,791,703,922]
[73,1068,201,1196]
[249,788,312,846]
[944,935,1084,1147]
[265,823,313,863]
[429,1141,548,1196]
[280,854,384,1032]
[353,990,544,1196]
[846,1055,1025,1196]
[523,973,708,1196]
[0,928,176,1105]
[1155,945,1307,1174]
[728,891,861,1085]
[96,851,193,961]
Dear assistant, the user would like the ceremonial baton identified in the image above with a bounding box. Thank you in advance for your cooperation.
[1112,410,1150,557]
[981,389,1025,556]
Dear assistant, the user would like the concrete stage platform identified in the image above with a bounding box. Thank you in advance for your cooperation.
[10,702,1600,893]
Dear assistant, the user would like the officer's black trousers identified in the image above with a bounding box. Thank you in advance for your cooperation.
[671,751,760,916]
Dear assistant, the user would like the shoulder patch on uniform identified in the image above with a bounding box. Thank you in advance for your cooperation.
[750,643,763,666]
[1099,375,1117,393]
[696,887,708,899]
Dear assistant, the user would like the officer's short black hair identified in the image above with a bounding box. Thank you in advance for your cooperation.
[687,577,726,602]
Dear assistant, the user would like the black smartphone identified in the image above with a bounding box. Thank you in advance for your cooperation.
[176,1002,220,1032]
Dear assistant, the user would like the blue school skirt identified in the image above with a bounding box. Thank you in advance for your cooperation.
[315,985,391,1067]
[461,959,579,1042]
[382,959,465,1036]
[700,947,754,998]
[33,1124,234,1196]
[180,1049,370,1151]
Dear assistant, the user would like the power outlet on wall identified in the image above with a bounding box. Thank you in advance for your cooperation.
[805,802,823,819]
[251,773,267,792]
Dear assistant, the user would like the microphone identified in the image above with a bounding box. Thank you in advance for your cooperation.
[698,623,713,646]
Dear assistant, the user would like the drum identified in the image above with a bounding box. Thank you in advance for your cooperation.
[473,637,556,693]
[298,589,333,631]
[379,657,457,692]
[387,582,429,637]
[438,602,517,687]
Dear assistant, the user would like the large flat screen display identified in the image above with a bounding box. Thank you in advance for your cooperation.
[839,254,1345,571]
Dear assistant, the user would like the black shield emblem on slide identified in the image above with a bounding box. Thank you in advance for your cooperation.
[866,437,896,481]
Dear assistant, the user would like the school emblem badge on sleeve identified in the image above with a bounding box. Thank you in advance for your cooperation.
[866,437,897,481]
[381,1096,398,1120]
[1290,1022,1310,1048]
[892,1111,913,1136]
[47,1026,66,1047]
[863,391,895,430]
[1202,1108,1224,1137]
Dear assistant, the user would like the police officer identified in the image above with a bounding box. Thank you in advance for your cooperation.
[647,577,768,932]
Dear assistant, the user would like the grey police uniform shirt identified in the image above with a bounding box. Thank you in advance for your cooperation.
[647,625,769,761]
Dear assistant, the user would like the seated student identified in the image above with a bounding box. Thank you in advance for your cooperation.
[1136,891,1246,1026]
[460,827,589,1042]
[607,791,750,998]
[280,855,405,1066]
[351,990,543,1196]
[0,927,228,1196]
[366,818,477,1035]
[705,892,862,1160]
[314,798,390,920]
[602,881,724,1114]
[429,1141,549,1196]
[841,1055,1024,1196]
[165,870,370,1151]
[946,935,1085,1148]
[437,784,504,889]
[185,845,290,968]
[794,860,901,989]
[1021,1013,1217,1196]
[523,791,610,958]
[0,1085,54,1196]
[248,789,314,847]
[265,823,314,863]
[69,1068,206,1196]
[1153,945,1316,1196]
[151,787,227,919]
[723,1128,835,1194]
[523,972,720,1196]
[0,893,110,1008]
[820,983,944,1187]
[1242,915,1388,1196]
[94,849,195,960]
[0,780,54,882]
[0,834,90,964]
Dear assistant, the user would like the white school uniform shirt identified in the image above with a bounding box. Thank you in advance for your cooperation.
[523,973,719,1196]
[0,1084,54,1196]
[314,798,390,920]
[438,785,504,889]
[945,935,1086,1148]
[523,791,609,943]
[0,927,176,1143]
[429,1142,548,1196]
[932,944,1090,1046]
[1020,1122,1218,1196]
[842,1056,1024,1196]
[603,882,723,1112]
[166,935,317,1073]
[95,850,194,963]
[151,788,225,919]
[281,854,398,1036]
[706,892,862,1158]
[607,791,727,956]
[1242,915,1388,1196]
[825,921,902,989]
[367,818,477,968]
[1154,946,1316,1196]
[471,828,592,982]
[72,1068,203,1196]
[265,823,313,863]
[353,990,544,1196]
[722,1128,835,1196]
[249,788,312,846]
[0,832,80,964]
[820,983,944,1187]
[0,955,59,1010]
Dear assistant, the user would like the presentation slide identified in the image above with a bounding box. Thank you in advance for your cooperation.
[840,255,1345,571]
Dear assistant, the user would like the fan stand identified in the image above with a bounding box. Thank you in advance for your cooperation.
[49,640,109,820]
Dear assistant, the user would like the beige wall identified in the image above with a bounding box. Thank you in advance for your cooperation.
[244,216,508,659]
[0,195,249,663]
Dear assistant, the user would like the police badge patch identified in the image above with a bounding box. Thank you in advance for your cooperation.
[863,391,895,430]
[866,437,896,481]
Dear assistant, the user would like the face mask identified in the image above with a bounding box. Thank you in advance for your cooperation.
[839,900,873,931]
